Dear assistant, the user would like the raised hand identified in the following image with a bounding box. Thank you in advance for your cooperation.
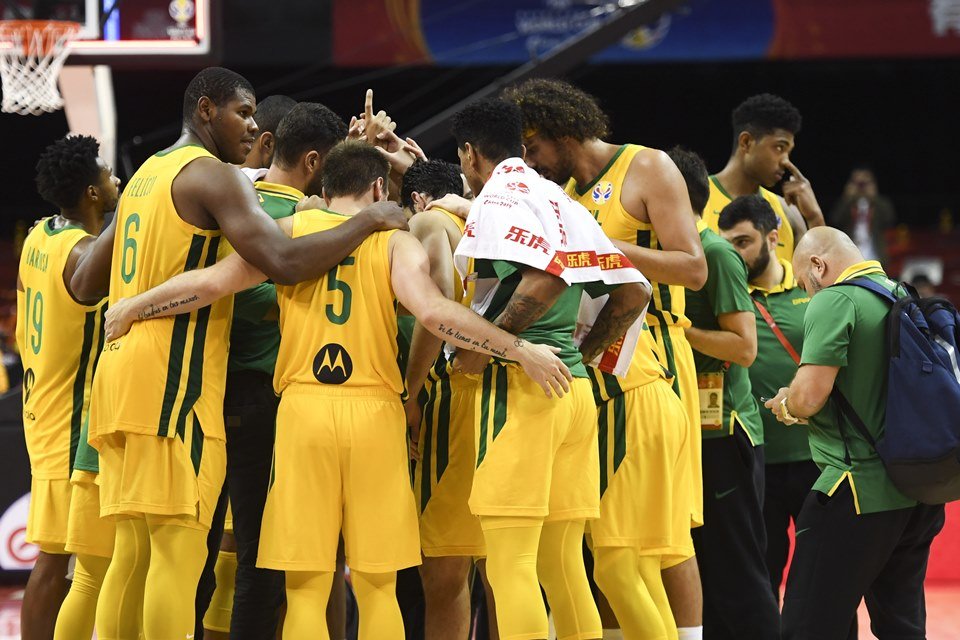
[782,159,823,222]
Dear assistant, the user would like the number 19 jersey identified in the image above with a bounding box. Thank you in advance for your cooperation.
[274,209,403,396]
[90,145,234,444]
[17,220,105,479]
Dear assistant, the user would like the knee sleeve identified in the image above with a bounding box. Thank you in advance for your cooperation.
[594,547,668,640]
[142,519,209,640]
[481,516,548,640]
[284,571,334,640]
[537,520,601,640]
[203,550,237,633]
[54,554,111,640]
[96,516,148,640]
[352,570,404,640]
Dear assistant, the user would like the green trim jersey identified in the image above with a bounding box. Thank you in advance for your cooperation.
[685,225,762,444]
[749,258,812,464]
[227,181,302,376]
[474,259,587,378]
[800,261,916,514]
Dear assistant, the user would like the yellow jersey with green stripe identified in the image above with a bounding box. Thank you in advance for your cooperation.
[89,144,233,445]
[564,144,671,399]
[17,220,105,479]
[274,209,403,395]
[703,176,794,262]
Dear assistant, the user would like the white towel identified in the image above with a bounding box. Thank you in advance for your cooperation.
[454,158,649,376]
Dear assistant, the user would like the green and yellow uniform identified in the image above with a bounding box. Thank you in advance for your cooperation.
[17,219,105,551]
[685,223,763,444]
[258,209,420,572]
[567,143,702,538]
[413,209,485,557]
[90,144,230,529]
[749,259,812,463]
[467,259,599,522]
[66,416,115,558]
[800,261,916,514]
[704,176,794,262]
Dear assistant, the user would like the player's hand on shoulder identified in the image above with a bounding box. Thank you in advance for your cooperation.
[359,200,408,231]
[514,341,572,398]
[104,298,136,342]
[296,195,324,212]
[427,194,473,220]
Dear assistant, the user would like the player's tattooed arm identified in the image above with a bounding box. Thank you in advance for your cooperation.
[391,232,572,397]
[103,252,266,341]
[579,281,651,364]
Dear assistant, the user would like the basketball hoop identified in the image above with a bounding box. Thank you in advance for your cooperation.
[0,20,81,116]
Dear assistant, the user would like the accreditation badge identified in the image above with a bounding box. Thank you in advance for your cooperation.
[698,372,724,430]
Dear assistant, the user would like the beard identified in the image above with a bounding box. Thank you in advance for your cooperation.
[747,242,772,281]
[806,270,824,294]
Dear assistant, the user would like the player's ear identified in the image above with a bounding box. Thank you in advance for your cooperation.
[374,177,387,202]
[464,142,479,173]
[768,228,780,251]
[738,130,753,153]
[260,132,275,156]
[520,143,527,161]
[196,96,215,124]
[304,150,321,174]
[412,191,426,212]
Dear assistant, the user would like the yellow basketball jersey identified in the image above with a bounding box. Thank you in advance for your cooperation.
[274,209,403,395]
[16,221,105,479]
[565,144,673,399]
[90,145,234,445]
[703,176,794,262]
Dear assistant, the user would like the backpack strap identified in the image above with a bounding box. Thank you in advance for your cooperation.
[830,387,879,450]
[832,277,898,303]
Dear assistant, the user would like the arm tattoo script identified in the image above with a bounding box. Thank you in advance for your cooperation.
[137,294,201,321]
[437,323,509,358]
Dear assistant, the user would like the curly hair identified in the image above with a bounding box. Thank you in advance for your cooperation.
[35,135,102,209]
[182,66,254,125]
[400,159,463,210]
[273,102,347,170]
[666,146,709,217]
[502,79,609,142]
[717,194,779,235]
[731,94,802,148]
[450,98,523,163]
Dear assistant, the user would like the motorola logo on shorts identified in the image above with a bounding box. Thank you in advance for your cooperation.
[313,343,353,384]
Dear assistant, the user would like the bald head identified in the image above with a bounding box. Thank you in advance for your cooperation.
[792,227,864,295]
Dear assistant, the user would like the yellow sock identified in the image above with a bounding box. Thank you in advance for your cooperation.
[54,553,111,640]
[203,550,238,633]
[141,516,210,639]
[96,516,148,640]
[284,571,334,640]
[537,519,601,640]
[352,570,404,640]
[481,515,548,640]
[594,547,667,640]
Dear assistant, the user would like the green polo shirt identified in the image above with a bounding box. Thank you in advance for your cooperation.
[800,260,916,514]
[685,224,763,444]
[749,259,813,464]
[228,181,302,376]
[476,259,588,378]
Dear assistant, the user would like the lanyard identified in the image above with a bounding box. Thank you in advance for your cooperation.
[752,297,801,366]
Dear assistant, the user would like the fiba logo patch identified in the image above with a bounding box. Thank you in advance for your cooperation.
[23,368,34,404]
[313,343,353,384]
[592,181,614,205]
[167,0,197,39]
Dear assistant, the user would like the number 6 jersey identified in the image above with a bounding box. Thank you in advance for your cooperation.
[273,209,404,397]
[89,145,233,445]
[17,219,105,479]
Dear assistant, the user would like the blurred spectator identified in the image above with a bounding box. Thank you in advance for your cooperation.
[830,166,896,265]
[911,274,937,298]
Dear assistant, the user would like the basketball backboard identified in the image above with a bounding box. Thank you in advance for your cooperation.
[0,0,217,65]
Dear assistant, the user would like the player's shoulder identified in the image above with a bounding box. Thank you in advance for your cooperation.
[625,145,672,175]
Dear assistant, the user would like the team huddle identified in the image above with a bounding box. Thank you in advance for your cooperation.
[16,66,944,640]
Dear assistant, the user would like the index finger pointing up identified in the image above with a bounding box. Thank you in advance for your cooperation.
[364,89,374,122]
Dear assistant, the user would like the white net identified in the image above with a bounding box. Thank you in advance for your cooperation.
[0,21,80,116]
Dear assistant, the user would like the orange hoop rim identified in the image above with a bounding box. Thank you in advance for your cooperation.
[0,20,81,56]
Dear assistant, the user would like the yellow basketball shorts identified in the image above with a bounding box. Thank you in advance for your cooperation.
[258,387,421,574]
[469,364,599,521]
[65,470,115,558]
[649,323,704,528]
[26,476,71,553]
[591,379,695,563]
[416,369,485,557]
[98,430,226,531]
